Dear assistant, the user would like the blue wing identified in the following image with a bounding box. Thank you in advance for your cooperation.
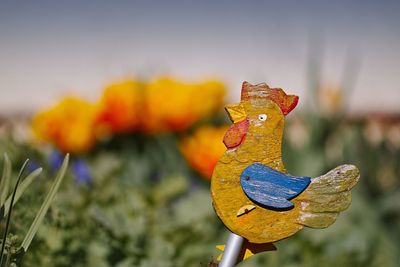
[240,163,311,209]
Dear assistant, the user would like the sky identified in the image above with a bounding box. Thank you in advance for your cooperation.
[0,1,399,114]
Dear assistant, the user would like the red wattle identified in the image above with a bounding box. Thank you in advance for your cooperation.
[223,119,249,149]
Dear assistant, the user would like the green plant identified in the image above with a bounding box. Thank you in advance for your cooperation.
[0,154,69,266]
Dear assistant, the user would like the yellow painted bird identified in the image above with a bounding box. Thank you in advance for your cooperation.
[211,81,360,262]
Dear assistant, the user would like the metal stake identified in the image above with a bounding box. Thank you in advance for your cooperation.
[219,232,244,267]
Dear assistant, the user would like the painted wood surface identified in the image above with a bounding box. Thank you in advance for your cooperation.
[223,119,249,149]
[211,81,360,263]
[216,240,276,262]
[240,163,310,209]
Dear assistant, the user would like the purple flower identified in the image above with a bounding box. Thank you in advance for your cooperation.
[27,160,41,173]
[72,159,92,186]
[48,150,64,172]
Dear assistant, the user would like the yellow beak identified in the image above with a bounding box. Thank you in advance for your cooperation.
[225,103,246,123]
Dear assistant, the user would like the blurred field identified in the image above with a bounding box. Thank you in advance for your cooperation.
[0,76,399,267]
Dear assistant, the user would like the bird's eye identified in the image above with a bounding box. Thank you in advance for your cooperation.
[258,114,267,121]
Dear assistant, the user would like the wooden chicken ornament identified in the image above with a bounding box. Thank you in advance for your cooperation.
[211,82,360,266]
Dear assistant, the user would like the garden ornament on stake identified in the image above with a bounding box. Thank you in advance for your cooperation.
[211,82,360,267]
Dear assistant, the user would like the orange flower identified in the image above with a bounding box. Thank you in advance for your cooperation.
[96,80,142,135]
[32,97,97,154]
[142,77,226,133]
[180,125,229,180]
[31,77,227,153]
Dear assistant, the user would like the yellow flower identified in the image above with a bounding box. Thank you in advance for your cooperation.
[195,80,226,118]
[96,80,142,135]
[318,83,343,114]
[142,77,226,133]
[31,77,226,153]
[180,125,229,180]
[32,97,97,154]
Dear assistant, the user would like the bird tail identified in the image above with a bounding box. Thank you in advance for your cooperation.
[216,241,276,263]
[296,164,360,228]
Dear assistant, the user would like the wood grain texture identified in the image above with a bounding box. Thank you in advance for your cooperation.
[211,81,360,248]
[211,93,302,243]
[296,164,360,228]
[240,163,310,209]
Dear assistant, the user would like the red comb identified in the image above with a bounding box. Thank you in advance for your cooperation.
[241,81,298,116]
